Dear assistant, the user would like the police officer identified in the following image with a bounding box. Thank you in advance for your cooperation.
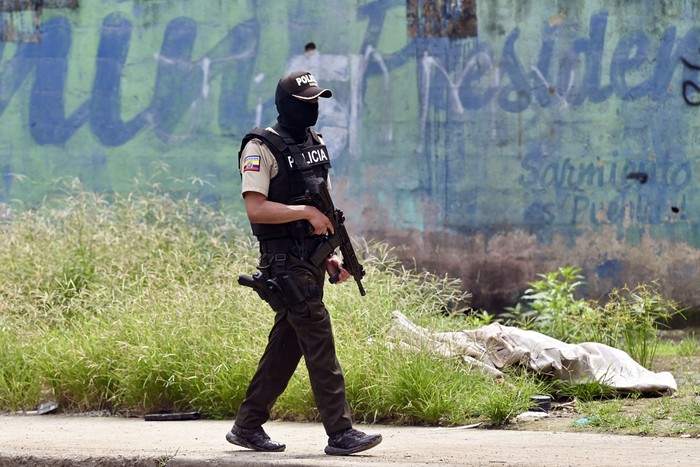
[225,71,382,456]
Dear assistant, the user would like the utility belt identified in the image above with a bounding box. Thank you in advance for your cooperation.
[238,235,326,313]
[259,236,324,264]
[237,268,310,313]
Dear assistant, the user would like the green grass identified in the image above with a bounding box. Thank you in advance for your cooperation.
[573,378,700,437]
[501,267,685,368]
[657,335,699,357]
[0,180,538,426]
[1,180,698,437]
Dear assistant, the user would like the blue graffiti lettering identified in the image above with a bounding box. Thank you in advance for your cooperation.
[91,13,145,146]
[519,150,691,192]
[428,11,698,115]
[565,12,613,104]
[499,28,530,113]
[681,46,700,105]
[459,43,497,110]
[0,8,697,148]
[0,14,259,146]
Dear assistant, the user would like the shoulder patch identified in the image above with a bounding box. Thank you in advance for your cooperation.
[243,155,261,172]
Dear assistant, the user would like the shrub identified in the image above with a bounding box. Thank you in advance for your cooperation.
[502,267,684,368]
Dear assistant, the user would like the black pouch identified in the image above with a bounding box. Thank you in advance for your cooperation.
[274,273,308,305]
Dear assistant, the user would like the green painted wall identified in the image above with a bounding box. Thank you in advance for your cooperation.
[1,0,699,312]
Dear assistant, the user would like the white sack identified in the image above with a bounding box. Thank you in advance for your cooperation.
[389,311,677,395]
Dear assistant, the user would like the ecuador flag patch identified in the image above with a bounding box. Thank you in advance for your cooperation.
[243,155,261,172]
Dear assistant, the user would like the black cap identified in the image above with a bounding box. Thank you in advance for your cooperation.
[277,71,332,101]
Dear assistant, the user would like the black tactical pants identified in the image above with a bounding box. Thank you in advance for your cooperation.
[234,251,353,435]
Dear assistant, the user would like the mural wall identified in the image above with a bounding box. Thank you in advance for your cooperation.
[1,0,699,312]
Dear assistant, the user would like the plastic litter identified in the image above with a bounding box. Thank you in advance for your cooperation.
[530,394,552,412]
[37,401,59,415]
[144,411,201,421]
[573,416,599,425]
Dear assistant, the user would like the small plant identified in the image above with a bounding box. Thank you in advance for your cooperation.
[594,283,684,368]
[576,399,656,435]
[462,309,495,328]
[0,180,525,427]
[502,268,683,368]
[547,378,617,403]
[676,336,700,357]
[157,448,180,466]
[0,181,696,437]
[501,267,588,342]
[474,373,538,425]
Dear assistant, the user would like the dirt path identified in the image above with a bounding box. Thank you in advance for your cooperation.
[0,415,698,466]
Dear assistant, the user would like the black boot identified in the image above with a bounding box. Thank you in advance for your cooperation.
[325,427,382,456]
[225,424,285,452]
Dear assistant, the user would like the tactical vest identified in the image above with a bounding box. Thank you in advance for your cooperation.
[238,125,332,241]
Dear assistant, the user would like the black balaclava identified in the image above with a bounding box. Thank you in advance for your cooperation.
[275,85,319,143]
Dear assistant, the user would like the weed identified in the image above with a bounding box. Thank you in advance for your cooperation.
[0,181,696,437]
[597,284,684,368]
[547,378,617,403]
[157,448,180,466]
[501,267,683,368]
[501,267,587,341]
[677,336,700,357]
[0,181,501,426]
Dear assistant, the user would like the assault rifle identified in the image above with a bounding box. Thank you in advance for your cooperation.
[307,177,366,296]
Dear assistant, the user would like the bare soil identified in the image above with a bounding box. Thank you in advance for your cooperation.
[507,355,700,437]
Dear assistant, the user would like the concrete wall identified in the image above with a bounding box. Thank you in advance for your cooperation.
[1,0,699,312]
